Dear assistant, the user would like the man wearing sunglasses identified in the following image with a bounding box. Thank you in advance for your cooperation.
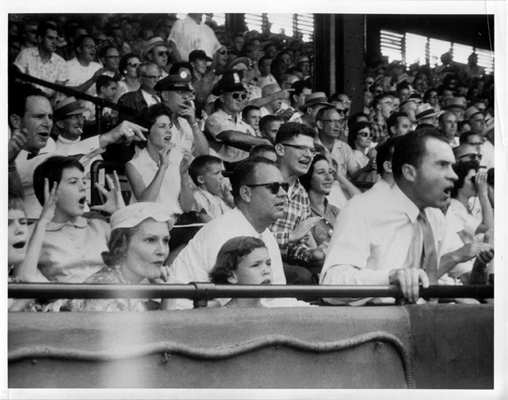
[166,157,307,309]
[144,37,171,78]
[205,71,271,163]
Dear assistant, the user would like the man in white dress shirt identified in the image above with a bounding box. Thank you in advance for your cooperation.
[321,129,464,304]
[166,157,305,309]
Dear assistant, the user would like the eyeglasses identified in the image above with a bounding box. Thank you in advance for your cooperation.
[105,55,120,59]
[358,131,374,139]
[245,181,289,194]
[230,92,247,100]
[156,51,170,57]
[82,44,96,49]
[335,109,346,115]
[457,153,483,161]
[141,75,161,80]
[219,49,228,55]
[467,141,483,146]
[281,143,318,156]
[322,119,343,125]
[127,63,140,68]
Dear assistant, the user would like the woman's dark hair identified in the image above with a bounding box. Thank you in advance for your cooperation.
[451,160,480,199]
[101,227,136,267]
[348,120,370,149]
[299,154,328,192]
[423,87,438,104]
[134,103,172,147]
[209,236,267,284]
[33,156,84,206]
[119,53,138,76]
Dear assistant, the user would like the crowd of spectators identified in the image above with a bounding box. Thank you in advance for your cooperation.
[8,13,495,312]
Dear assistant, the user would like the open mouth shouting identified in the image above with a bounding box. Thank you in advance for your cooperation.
[12,241,26,250]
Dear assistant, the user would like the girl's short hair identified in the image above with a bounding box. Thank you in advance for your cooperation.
[134,103,173,148]
[209,236,267,284]
[101,226,137,267]
[33,156,84,206]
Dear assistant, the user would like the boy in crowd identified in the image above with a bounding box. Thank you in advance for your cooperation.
[249,144,277,162]
[189,155,233,222]
[259,115,283,144]
[242,105,262,136]
[84,75,118,126]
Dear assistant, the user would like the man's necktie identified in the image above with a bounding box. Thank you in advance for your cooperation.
[406,211,439,285]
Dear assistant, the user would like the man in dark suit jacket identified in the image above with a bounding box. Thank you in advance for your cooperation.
[117,62,162,123]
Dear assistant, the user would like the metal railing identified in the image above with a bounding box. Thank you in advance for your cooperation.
[8,283,493,308]
[10,67,137,135]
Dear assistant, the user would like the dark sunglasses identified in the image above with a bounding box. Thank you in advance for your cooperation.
[157,51,170,57]
[127,63,140,68]
[219,49,228,55]
[230,92,247,100]
[245,181,289,194]
[458,153,482,161]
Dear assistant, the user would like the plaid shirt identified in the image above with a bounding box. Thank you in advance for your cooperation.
[369,116,388,143]
[269,179,314,265]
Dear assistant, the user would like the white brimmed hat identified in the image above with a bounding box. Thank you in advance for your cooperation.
[111,203,174,231]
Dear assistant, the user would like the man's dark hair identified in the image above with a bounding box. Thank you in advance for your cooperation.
[376,137,399,176]
[372,93,391,110]
[290,79,312,98]
[275,122,316,144]
[230,156,277,199]
[189,155,223,186]
[241,105,260,120]
[8,83,48,124]
[257,56,272,69]
[458,130,480,145]
[259,114,282,133]
[33,156,84,206]
[36,21,58,40]
[74,34,94,51]
[96,75,117,94]
[250,144,276,158]
[396,81,410,93]
[392,129,447,179]
[387,112,409,134]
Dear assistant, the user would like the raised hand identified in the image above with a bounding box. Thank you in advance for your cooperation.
[39,179,59,224]
[8,128,28,164]
[289,216,322,242]
[91,170,126,214]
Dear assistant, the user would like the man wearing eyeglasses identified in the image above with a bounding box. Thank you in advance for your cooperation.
[14,21,68,100]
[166,157,307,309]
[117,62,162,123]
[99,46,121,79]
[269,123,325,281]
[66,35,106,96]
[205,71,271,163]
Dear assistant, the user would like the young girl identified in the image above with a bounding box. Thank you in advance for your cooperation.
[209,236,272,309]
[16,156,124,284]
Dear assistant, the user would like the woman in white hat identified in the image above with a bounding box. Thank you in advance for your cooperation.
[64,203,174,312]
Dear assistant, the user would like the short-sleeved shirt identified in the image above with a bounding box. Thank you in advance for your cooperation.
[66,57,102,95]
[205,108,256,162]
[14,47,68,97]
[193,187,231,219]
[36,217,110,283]
[310,200,340,247]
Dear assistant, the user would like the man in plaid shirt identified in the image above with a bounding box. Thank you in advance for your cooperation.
[270,123,326,280]
[369,93,395,143]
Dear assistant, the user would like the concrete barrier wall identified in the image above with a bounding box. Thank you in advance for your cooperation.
[8,304,493,389]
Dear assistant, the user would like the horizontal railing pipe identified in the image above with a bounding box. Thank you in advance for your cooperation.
[8,283,493,300]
